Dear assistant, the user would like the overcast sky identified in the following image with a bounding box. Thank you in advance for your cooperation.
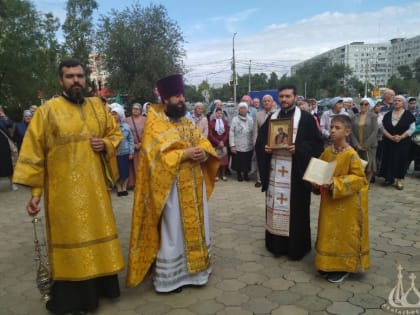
[35,0,420,85]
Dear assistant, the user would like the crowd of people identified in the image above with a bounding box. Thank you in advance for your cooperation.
[315,90,420,190]
[0,104,37,191]
[1,57,420,314]
[178,88,420,193]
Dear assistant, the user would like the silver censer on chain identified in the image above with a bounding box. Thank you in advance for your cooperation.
[32,216,54,302]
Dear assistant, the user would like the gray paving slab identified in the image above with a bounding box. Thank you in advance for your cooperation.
[294,295,332,312]
[266,291,302,305]
[271,305,308,315]
[326,301,364,315]
[0,170,419,314]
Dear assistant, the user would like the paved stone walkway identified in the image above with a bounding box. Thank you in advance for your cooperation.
[0,170,419,315]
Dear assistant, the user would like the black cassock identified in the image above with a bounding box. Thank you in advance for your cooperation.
[46,275,120,314]
[255,108,323,260]
[380,110,416,182]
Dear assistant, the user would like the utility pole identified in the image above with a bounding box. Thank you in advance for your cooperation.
[248,59,251,93]
[232,32,237,105]
[364,59,369,98]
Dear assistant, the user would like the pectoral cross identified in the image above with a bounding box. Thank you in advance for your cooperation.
[397,264,403,275]
[277,193,288,204]
[409,273,416,284]
[278,165,288,177]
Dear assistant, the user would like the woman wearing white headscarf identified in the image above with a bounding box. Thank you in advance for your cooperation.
[208,108,229,180]
[229,102,254,181]
[142,102,151,116]
[379,95,416,190]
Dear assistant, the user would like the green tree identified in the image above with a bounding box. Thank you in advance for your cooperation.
[62,0,98,68]
[197,80,210,102]
[388,76,418,96]
[96,2,185,104]
[36,12,61,99]
[236,73,249,99]
[0,0,61,119]
[250,73,269,91]
[387,75,406,95]
[405,79,419,96]
[184,84,202,103]
[267,72,279,89]
[397,65,413,81]
[278,74,301,94]
[211,83,232,102]
[292,57,352,98]
[414,57,420,82]
[0,0,6,18]
[346,76,366,97]
[388,64,419,96]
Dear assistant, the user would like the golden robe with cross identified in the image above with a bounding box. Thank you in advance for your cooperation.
[13,96,124,280]
[126,104,219,288]
[315,146,370,272]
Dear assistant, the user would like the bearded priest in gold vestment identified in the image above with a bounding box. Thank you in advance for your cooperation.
[126,74,219,292]
[13,59,124,314]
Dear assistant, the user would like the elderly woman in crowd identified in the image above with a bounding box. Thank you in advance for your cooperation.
[13,109,33,151]
[125,103,146,189]
[342,97,356,118]
[379,95,416,190]
[208,99,230,123]
[351,99,378,183]
[192,102,208,137]
[229,102,254,181]
[111,104,134,196]
[297,100,310,112]
[208,108,229,181]
[320,97,348,146]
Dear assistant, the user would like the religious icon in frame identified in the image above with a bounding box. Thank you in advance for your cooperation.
[268,118,293,149]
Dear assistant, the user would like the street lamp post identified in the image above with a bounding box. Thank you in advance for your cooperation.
[364,59,369,98]
[232,32,237,105]
[248,59,251,93]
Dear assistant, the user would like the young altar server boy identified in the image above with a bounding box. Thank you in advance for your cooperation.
[311,115,370,283]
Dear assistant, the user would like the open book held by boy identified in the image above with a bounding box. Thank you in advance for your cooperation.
[305,115,370,283]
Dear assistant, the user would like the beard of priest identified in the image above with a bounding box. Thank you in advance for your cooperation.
[63,82,86,104]
[165,99,187,119]
[156,73,187,119]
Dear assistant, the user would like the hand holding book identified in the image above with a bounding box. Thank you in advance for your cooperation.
[303,157,337,186]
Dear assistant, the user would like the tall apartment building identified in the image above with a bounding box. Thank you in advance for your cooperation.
[389,36,420,74]
[291,35,420,89]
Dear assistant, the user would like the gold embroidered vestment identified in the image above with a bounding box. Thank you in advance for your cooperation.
[13,96,124,280]
[315,147,370,272]
[126,104,219,288]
